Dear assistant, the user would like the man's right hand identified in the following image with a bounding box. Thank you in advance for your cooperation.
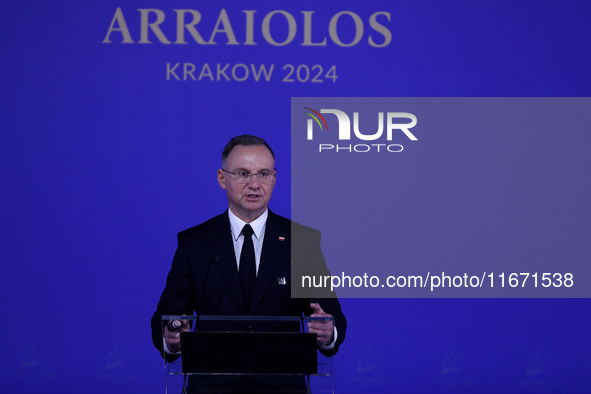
[164,319,190,353]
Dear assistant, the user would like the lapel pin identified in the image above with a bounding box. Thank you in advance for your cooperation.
[278,277,286,285]
[278,236,285,241]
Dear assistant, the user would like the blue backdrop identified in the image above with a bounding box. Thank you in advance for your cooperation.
[1,1,590,393]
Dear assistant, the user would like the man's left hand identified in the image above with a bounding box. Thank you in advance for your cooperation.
[308,302,334,347]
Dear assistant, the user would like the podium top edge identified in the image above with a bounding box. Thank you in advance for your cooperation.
[161,315,334,322]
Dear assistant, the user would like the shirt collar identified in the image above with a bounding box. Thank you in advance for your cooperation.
[228,208,268,241]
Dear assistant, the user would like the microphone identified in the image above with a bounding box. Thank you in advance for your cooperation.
[195,255,218,331]
[182,255,219,394]
[169,256,218,333]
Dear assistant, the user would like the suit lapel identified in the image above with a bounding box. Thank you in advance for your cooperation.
[250,211,289,313]
[208,211,247,314]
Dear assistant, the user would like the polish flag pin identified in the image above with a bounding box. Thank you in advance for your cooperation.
[278,237,285,241]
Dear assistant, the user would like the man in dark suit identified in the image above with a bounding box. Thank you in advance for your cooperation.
[151,135,346,393]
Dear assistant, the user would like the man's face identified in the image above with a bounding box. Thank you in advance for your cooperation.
[217,144,276,223]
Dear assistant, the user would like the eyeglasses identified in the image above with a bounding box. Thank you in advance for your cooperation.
[222,169,276,184]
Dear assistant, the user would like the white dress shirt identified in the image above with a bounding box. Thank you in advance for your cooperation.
[228,208,267,276]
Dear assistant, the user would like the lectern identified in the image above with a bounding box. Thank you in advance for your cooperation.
[161,315,334,393]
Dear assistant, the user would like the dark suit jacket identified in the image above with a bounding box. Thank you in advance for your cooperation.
[151,210,346,392]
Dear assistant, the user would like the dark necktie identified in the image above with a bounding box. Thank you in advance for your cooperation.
[239,224,256,310]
